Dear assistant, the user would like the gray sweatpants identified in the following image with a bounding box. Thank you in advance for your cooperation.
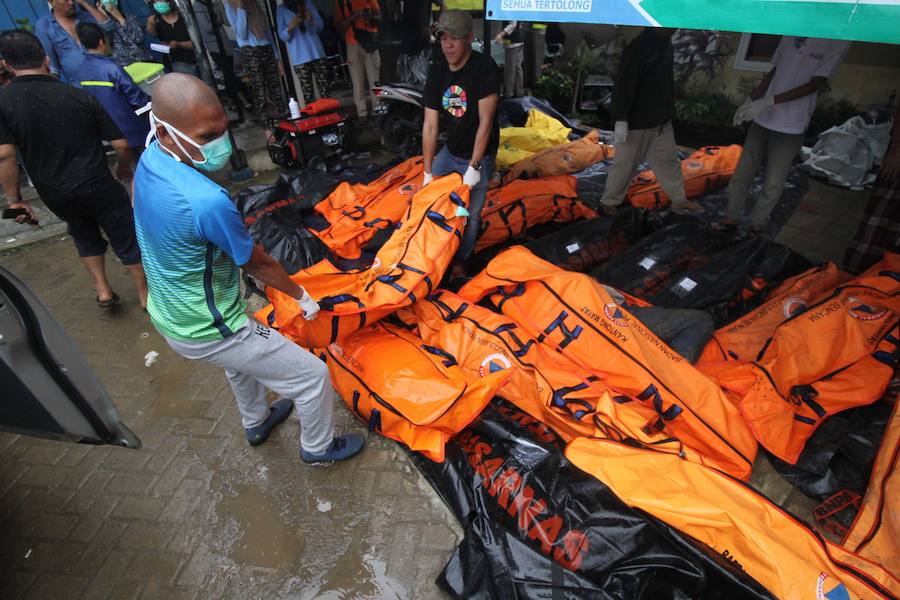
[601,121,687,207]
[726,122,804,227]
[165,321,335,454]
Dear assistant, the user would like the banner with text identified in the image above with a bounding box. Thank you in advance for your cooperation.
[486,0,900,44]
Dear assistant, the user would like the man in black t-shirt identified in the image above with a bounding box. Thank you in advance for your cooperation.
[422,9,499,276]
[0,30,147,310]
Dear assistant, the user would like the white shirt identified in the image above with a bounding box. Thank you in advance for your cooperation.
[754,36,850,135]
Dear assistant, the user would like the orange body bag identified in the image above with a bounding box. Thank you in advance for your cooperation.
[566,438,900,599]
[257,174,468,348]
[699,262,852,363]
[842,400,899,579]
[475,175,596,253]
[702,254,900,464]
[503,130,613,184]
[626,145,742,209]
[321,322,508,462]
[400,290,721,466]
[458,246,758,480]
[312,157,424,259]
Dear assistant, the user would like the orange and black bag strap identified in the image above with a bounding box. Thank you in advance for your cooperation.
[341,205,367,220]
[421,345,459,368]
[318,294,367,344]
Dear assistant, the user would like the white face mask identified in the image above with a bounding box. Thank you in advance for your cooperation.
[146,112,233,172]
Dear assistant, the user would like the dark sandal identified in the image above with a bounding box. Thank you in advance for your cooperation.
[711,220,738,231]
[600,204,620,217]
[96,292,120,309]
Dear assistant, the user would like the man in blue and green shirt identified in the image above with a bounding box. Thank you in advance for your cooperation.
[133,73,364,464]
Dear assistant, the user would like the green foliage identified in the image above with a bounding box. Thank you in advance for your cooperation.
[15,18,34,32]
[671,30,733,94]
[571,111,605,127]
[736,76,759,99]
[675,91,739,125]
[534,69,574,114]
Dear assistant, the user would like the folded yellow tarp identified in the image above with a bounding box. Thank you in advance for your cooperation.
[496,108,572,169]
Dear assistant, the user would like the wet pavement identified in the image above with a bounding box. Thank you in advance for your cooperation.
[0,230,461,599]
[0,173,871,599]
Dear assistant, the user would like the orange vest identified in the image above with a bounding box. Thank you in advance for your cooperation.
[699,262,852,363]
[503,130,613,184]
[256,173,468,348]
[322,321,508,462]
[627,145,742,209]
[566,438,900,599]
[703,253,900,464]
[842,400,899,579]
[476,174,596,253]
[458,245,758,480]
[312,157,425,259]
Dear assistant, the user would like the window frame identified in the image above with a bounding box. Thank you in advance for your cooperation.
[733,32,777,72]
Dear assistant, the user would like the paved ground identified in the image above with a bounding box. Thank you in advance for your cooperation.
[0,171,870,599]
[0,232,462,598]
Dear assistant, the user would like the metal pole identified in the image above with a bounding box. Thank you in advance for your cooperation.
[262,0,298,101]
[482,1,490,51]
[171,0,215,86]
[170,0,253,180]
[197,0,245,124]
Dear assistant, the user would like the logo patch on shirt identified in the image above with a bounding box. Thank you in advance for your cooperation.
[442,85,468,118]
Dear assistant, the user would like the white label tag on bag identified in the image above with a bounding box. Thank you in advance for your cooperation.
[566,242,581,254]
[678,277,698,292]
[639,256,657,270]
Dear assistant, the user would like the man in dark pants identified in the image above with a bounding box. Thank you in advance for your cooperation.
[599,28,702,216]
[0,30,147,309]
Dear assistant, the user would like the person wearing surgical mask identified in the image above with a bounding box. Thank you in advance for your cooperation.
[133,73,365,465]
[146,0,197,75]
[96,0,152,68]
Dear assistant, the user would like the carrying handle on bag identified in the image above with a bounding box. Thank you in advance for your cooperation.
[242,272,268,300]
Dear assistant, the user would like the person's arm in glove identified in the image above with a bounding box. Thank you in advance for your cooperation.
[735,68,828,125]
[421,107,439,187]
[465,93,499,188]
[609,38,640,136]
[613,121,628,145]
[242,244,320,320]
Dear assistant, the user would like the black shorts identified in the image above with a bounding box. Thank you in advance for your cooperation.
[55,180,141,265]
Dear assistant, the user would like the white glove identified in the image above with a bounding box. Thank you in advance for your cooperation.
[297,289,320,321]
[422,171,433,188]
[735,96,774,125]
[613,121,628,145]
[732,98,752,126]
[463,164,481,188]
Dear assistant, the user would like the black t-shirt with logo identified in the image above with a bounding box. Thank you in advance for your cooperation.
[0,75,124,214]
[424,50,500,160]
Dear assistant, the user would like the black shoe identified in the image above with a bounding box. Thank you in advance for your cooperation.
[245,398,293,446]
[300,433,365,464]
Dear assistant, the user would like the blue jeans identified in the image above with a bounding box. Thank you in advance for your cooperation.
[431,146,495,261]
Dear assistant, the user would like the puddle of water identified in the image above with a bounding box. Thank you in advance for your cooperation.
[148,361,209,418]
[215,484,306,570]
[309,526,406,600]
